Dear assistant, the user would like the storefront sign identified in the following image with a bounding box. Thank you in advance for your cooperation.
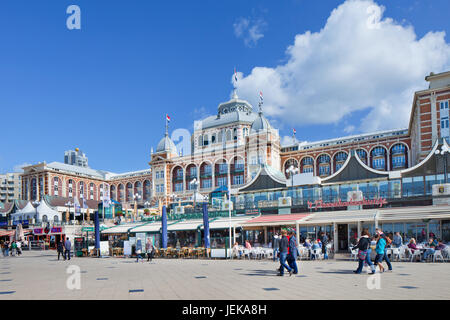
[82,227,94,232]
[307,197,387,210]
[51,227,62,234]
[33,228,43,235]
[245,209,260,215]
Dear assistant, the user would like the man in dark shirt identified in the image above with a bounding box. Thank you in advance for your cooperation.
[287,230,298,274]
[319,232,329,259]
[278,230,293,276]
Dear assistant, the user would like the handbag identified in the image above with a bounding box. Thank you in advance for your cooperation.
[358,250,367,260]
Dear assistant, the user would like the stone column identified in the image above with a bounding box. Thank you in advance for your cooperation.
[333,222,338,253]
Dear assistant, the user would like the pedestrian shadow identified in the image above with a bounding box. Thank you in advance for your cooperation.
[240,269,280,277]
[319,270,355,275]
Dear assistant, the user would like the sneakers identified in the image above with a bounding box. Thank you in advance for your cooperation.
[289,270,293,276]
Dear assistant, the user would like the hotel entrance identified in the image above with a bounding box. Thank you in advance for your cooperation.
[337,224,348,251]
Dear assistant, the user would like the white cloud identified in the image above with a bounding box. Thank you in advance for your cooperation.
[13,163,31,172]
[234,0,450,133]
[344,125,356,134]
[233,17,266,47]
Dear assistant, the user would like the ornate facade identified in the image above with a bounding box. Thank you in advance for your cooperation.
[20,71,450,209]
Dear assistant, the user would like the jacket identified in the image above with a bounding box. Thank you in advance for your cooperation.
[375,237,386,255]
[288,236,298,258]
[64,240,71,250]
[279,236,289,253]
[353,236,370,251]
[272,237,280,249]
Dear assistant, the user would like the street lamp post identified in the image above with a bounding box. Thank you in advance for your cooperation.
[133,193,141,222]
[286,165,299,203]
[190,178,199,209]
[435,143,450,184]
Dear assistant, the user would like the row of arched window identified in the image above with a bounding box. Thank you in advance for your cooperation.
[50,178,152,203]
[171,157,246,192]
[197,127,250,147]
[283,144,409,178]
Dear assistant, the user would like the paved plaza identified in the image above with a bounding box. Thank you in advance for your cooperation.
[0,251,449,300]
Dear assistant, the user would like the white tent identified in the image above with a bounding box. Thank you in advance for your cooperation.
[11,201,36,221]
[36,200,62,223]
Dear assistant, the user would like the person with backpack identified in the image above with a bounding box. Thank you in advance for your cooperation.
[353,229,376,274]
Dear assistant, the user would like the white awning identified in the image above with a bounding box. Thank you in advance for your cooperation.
[300,209,379,225]
[101,224,142,234]
[130,222,162,233]
[378,206,450,221]
[201,217,254,230]
[167,220,203,231]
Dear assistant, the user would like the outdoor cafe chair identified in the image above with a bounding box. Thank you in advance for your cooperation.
[312,248,323,260]
[432,250,445,262]
[243,249,251,259]
[391,247,401,261]
[409,248,422,262]
[350,248,358,261]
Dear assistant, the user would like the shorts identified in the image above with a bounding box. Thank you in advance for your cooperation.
[374,253,384,264]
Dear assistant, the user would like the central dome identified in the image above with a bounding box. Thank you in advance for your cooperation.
[156,135,177,154]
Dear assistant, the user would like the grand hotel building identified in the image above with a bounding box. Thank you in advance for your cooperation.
[19,71,450,207]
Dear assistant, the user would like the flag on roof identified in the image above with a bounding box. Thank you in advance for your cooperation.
[293,128,296,134]
[234,68,238,82]
[259,91,263,101]
[166,114,171,122]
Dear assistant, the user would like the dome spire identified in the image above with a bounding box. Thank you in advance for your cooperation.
[233,67,238,99]
[258,91,264,114]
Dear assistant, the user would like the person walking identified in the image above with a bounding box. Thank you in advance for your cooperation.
[319,232,329,259]
[10,241,17,257]
[353,229,376,274]
[278,230,293,276]
[4,241,9,257]
[1,241,5,257]
[16,241,22,256]
[146,238,154,262]
[136,239,143,263]
[287,230,298,274]
[64,237,72,261]
[57,240,64,261]
[374,232,387,273]
[272,233,280,262]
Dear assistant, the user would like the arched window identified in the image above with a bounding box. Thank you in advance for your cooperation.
[53,177,59,196]
[54,215,59,223]
[203,134,209,146]
[233,128,238,140]
[198,135,203,146]
[42,215,48,223]
[226,130,232,141]
[218,131,223,143]
[68,179,74,198]
[89,183,95,200]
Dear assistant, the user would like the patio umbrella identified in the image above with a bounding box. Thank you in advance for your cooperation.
[15,223,24,242]
[161,205,167,249]
[202,203,210,249]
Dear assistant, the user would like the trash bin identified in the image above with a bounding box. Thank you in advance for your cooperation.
[74,237,85,257]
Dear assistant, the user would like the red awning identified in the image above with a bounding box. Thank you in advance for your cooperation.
[243,213,310,227]
[0,230,15,237]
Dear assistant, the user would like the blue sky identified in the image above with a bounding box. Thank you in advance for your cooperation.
[1,0,450,174]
